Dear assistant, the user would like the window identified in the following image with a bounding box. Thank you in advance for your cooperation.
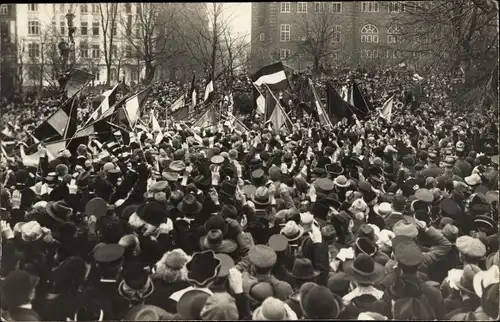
[59,4,65,12]
[125,3,132,14]
[131,68,138,82]
[360,24,378,43]
[92,4,99,14]
[28,43,40,58]
[28,20,40,35]
[28,4,38,12]
[136,4,141,15]
[259,32,265,41]
[80,4,88,14]
[388,1,402,13]
[92,22,99,36]
[280,2,290,13]
[332,25,341,42]
[0,4,8,15]
[60,21,65,35]
[93,68,100,81]
[315,2,327,13]
[361,2,379,12]
[81,22,88,35]
[280,48,291,60]
[330,2,342,13]
[110,69,117,82]
[280,24,290,42]
[112,23,117,36]
[135,24,140,37]
[111,45,117,58]
[92,45,100,58]
[297,2,307,13]
[387,25,403,44]
[51,20,56,31]
[361,49,378,59]
[80,43,89,58]
[126,45,133,58]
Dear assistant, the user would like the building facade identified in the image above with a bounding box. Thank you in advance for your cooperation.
[251,1,429,72]
[11,3,146,92]
[0,4,18,98]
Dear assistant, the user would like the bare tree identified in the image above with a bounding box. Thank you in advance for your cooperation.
[387,0,498,109]
[98,3,119,85]
[294,3,344,77]
[120,3,182,83]
[15,38,27,92]
[217,28,250,88]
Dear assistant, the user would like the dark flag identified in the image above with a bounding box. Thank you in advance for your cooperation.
[326,82,355,124]
[33,96,78,142]
[351,81,372,116]
[251,62,289,91]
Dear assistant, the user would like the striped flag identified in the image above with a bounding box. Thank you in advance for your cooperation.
[65,69,95,98]
[204,75,214,103]
[264,84,292,132]
[308,78,333,128]
[84,84,119,125]
[193,106,217,129]
[251,62,289,91]
[170,95,185,112]
[190,74,197,110]
[33,96,78,142]
[379,95,394,123]
[124,86,153,128]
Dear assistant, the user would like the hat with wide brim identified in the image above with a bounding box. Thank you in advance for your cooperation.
[176,289,211,320]
[473,265,500,298]
[177,194,203,215]
[199,235,238,254]
[342,254,384,285]
[186,250,221,287]
[85,197,108,218]
[290,258,321,280]
[334,175,351,188]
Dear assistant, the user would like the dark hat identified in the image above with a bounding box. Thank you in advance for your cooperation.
[354,237,378,257]
[310,200,330,220]
[481,283,500,319]
[14,169,30,184]
[357,180,372,193]
[1,270,39,309]
[93,244,125,264]
[248,245,277,269]
[439,198,461,217]
[46,200,72,223]
[312,167,327,178]
[137,201,166,227]
[219,181,237,199]
[326,163,344,175]
[259,151,270,161]
[186,250,221,287]
[327,272,350,296]
[76,171,90,188]
[219,205,238,219]
[300,284,340,319]
[474,215,497,232]
[394,239,423,267]
[252,186,271,206]
[85,197,108,218]
[391,195,407,212]
[290,258,320,280]
[267,234,288,253]
[343,253,384,285]
[205,215,229,236]
[177,194,203,215]
[200,229,237,254]
[194,175,211,191]
[268,165,282,182]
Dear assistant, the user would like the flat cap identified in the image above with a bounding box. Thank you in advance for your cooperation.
[394,239,423,267]
[456,236,486,259]
[248,245,277,269]
[93,244,125,263]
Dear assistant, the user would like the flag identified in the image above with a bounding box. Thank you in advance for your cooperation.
[264,84,292,132]
[204,75,214,103]
[170,95,185,112]
[84,84,119,126]
[193,106,217,129]
[0,122,15,139]
[65,69,94,98]
[251,62,289,91]
[124,86,152,128]
[264,88,276,121]
[252,84,265,115]
[63,96,79,139]
[326,82,355,124]
[379,95,394,123]
[150,110,161,133]
[308,78,332,128]
[190,74,197,109]
[351,81,372,116]
[33,96,78,142]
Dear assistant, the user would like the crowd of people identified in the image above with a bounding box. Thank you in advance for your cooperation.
[0,64,499,321]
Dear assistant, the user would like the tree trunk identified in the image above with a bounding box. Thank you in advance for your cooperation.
[106,65,111,86]
[313,56,320,79]
[145,61,155,83]
[211,3,217,89]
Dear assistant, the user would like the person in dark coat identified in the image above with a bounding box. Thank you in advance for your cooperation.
[1,270,42,321]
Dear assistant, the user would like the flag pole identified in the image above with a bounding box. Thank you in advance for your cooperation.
[264,83,293,128]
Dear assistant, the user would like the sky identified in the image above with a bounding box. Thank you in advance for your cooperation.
[221,2,252,41]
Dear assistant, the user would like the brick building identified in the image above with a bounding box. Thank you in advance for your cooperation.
[251,1,428,72]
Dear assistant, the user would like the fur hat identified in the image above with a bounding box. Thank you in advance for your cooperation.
[200,292,239,320]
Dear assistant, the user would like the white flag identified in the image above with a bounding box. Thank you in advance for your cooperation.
[256,94,265,115]
[379,95,394,123]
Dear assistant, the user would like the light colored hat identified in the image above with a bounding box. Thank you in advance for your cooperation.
[465,174,482,186]
[473,265,499,298]
[280,221,304,242]
[19,221,45,242]
[373,202,392,217]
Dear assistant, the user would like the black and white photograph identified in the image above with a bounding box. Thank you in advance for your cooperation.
[0,1,498,321]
